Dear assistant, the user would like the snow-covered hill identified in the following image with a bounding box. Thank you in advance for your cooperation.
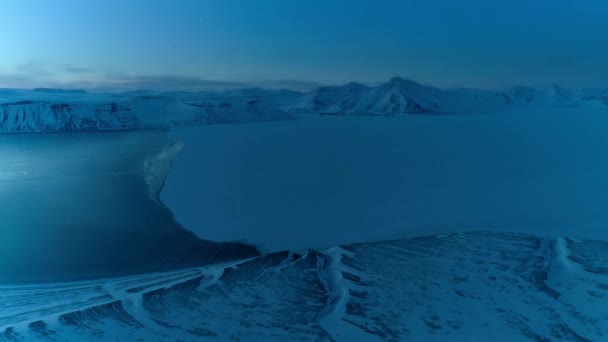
[0,90,296,132]
[580,88,608,107]
[182,95,295,124]
[503,85,578,106]
[1,231,606,341]
[289,78,608,115]
[323,78,512,115]
[289,78,516,115]
[0,101,141,132]
[2,79,607,132]
[287,82,371,114]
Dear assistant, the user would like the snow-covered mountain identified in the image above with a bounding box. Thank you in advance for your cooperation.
[1,231,606,341]
[289,78,608,116]
[0,90,296,132]
[327,78,513,115]
[182,94,295,125]
[2,79,607,132]
[503,85,578,106]
[287,82,371,114]
[290,78,511,115]
[0,101,142,132]
[579,88,608,107]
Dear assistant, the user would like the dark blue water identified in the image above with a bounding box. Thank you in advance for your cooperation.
[165,108,608,251]
[0,130,258,283]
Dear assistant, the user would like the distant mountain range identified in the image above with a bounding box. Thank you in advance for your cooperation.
[1,78,607,132]
[287,77,608,115]
[0,89,297,132]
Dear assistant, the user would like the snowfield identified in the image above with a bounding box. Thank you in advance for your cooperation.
[1,232,606,341]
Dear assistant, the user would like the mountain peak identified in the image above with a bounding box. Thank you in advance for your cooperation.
[343,82,369,89]
[385,77,427,90]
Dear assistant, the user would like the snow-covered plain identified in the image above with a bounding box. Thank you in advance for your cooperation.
[163,108,608,252]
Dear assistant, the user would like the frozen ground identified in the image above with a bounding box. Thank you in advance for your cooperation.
[1,231,606,341]
[163,108,608,252]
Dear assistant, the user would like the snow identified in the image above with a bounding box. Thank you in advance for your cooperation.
[0,89,295,132]
[1,232,606,341]
[0,101,142,132]
[319,77,509,114]
[287,82,371,114]
[162,108,608,252]
[289,78,608,115]
[2,85,608,340]
[1,79,606,132]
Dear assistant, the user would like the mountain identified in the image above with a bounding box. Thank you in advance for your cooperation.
[288,78,608,116]
[287,82,371,114]
[221,88,303,110]
[503,85,578,106]
[181,95,294,124]
[502,86,542,104]
[1,79,607,132]
[1,231,606,341]
[290,78,511,115]
[0,91,295,132]
[579,88,608,107]
[543,85,576,104]
[0,101,141,132]
[330,77,445,114]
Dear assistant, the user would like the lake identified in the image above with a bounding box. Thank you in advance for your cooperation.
[164,108,608,252]
[0,130,257,283]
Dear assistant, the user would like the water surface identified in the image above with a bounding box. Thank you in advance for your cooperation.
[164,108,608,252]
[0,130,257,283]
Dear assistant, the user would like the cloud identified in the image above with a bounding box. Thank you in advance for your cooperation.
[253,79,322,92]
[15,60,55,77]
[0,60,327,92]
[67,74,252,92]
[0,63,321,92]
[62,65,96,74]
[0,68,326,91]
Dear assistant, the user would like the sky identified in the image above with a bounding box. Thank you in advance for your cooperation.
[0,0,607,91]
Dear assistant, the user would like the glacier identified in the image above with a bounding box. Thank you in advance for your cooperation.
[0,232,607,341]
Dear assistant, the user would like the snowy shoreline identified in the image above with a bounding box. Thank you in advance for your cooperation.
[1,231,606,340]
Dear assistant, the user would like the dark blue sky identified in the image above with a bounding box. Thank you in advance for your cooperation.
[1,0,607,90]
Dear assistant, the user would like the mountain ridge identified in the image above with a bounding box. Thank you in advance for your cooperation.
[1,78,607,132]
